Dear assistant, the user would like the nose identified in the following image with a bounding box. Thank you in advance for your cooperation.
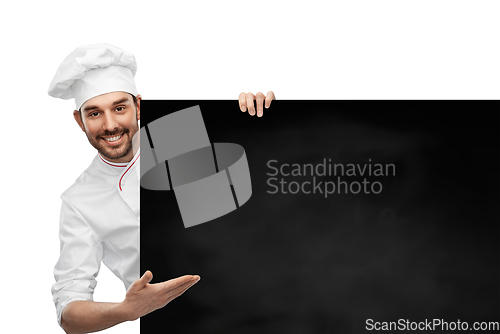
[102,111,119,132]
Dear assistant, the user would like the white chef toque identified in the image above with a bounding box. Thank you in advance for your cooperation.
[48,44,138,110]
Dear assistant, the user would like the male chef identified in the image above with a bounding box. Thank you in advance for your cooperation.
[49,44,274,334]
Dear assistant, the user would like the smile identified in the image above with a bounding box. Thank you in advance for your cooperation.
[102,133,125,145]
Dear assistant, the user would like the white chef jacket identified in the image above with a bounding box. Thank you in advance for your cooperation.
[52,150,140,325]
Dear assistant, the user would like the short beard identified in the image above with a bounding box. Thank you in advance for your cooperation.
[79,99,139,162]
[83,124,138,161]
[95,128,133,160]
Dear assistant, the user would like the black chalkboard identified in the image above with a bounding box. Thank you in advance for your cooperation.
[141,101,499,333]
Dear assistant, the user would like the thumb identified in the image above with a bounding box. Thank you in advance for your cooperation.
[132,270,153,290]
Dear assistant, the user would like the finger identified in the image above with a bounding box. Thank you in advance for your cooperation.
[156,275,198,291]
[265,91,275,109]
[246,92,256,116]
[255,92,265,117]
[163,276,200,295]
[239,92,247,112]
[130,270,153,291]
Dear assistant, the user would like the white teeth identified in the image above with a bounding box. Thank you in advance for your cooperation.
[104,134,122,142]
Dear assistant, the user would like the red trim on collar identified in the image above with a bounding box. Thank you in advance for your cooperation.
[119,153,140,191]
[98,154,128,167]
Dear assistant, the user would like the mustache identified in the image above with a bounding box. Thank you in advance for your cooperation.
[97,128,130,138]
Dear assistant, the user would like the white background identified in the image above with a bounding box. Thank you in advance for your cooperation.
[1,1,498,333]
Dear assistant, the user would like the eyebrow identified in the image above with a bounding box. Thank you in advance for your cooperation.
[111,98,130,106]
[83,98,130,112]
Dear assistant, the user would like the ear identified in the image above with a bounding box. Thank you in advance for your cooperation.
[135,94,142,121]
[73,110,86,132]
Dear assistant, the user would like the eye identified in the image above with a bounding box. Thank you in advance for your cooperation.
[89,112,100,117]
[116,106,125,112]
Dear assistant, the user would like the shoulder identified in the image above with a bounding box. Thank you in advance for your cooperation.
[61,156,102,201]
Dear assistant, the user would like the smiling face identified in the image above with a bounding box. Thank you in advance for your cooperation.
[74,91,141,163]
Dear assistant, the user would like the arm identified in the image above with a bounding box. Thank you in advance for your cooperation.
[61,271,200,334]
[52,195,104,329]
[61,301,125,334]
[53,196,201,333]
